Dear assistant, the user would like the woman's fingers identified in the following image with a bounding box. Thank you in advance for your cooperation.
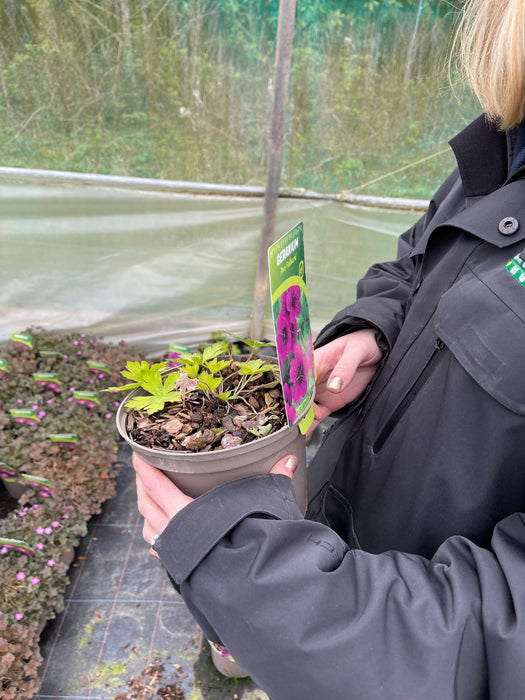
[133,454,193,545]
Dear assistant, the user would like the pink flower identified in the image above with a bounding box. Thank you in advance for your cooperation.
[36,526,44,534]
[36,543,44,550]
[15,613,23,621]
[30,577,40,585]
[289,345,309,405]
[105,413,112,419]
[44,527,53,535]
[51,521,59,528]
[47,559,56,567]
[1,547,8,554]
[284,285,302,319]
[16,572,26,581]
[276,308,297,358]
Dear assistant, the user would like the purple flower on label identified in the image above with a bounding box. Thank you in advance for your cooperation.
[16,572,26,581]
[276,308,297,358]
[284,285,302,319]
[289,345,309,405]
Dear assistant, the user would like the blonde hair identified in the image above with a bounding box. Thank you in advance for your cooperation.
[456,0,525,130]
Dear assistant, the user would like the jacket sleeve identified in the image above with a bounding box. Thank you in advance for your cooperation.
[155,474,525,700]
[315,170,459,353]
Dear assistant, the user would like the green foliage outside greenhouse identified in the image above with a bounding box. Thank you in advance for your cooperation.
[0,0,479,198]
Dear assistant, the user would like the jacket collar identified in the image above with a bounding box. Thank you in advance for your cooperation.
[449,114,508,198]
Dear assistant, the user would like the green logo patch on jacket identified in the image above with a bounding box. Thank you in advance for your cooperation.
[505,254,525,288]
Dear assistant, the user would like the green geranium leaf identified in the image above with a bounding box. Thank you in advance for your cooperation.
[105,381,140,393]
[202,342,226,363]
[237,359,278,375]
[206,358,231,374]
[219,331,275,351]
[197,372,222,393]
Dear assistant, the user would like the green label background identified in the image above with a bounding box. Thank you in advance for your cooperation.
[268,222,315,426]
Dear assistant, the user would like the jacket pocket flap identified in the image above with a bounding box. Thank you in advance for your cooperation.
[434,268,525,414]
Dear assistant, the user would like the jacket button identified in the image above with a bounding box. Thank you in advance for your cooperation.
[498,217,519,235]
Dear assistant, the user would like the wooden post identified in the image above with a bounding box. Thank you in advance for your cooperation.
[249,0,296,340]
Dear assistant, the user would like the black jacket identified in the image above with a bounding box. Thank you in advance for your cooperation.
[155,115,525,699]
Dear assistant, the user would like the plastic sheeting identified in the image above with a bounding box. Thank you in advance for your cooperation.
[0,178,421,353]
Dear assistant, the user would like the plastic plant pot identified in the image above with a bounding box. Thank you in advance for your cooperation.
[116,393,307,513]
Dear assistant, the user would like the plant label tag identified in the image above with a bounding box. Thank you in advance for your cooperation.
[9,408,40,423]
[49,433,79,443]
[87,360,110,374]
[39,350,66,358]
[268,221,315,432]
[33,372,61,384]
[11,332,33,348]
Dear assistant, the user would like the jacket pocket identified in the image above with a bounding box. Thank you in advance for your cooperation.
[308,483,361,549]
[434,265,525,415]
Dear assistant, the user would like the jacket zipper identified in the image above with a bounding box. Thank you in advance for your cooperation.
[372,338,446,454]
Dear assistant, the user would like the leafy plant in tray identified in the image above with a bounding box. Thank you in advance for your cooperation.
[109,337,307,511]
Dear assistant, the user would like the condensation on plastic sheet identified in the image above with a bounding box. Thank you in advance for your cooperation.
[0,181,420,353]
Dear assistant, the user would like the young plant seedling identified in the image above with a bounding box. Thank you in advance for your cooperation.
[107,337,280,416]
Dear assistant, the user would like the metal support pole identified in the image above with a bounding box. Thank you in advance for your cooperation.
[249,0,296,340]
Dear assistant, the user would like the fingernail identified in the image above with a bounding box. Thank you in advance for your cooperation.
[285,457,297,472]
[328,377,343,391]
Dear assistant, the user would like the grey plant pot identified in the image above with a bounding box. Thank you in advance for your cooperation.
[116,390,308,513]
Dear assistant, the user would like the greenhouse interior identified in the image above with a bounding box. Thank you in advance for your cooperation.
[0,1,480,698]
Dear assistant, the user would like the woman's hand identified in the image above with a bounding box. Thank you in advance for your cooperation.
[310,329,382,433]
[133,453,298,552]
